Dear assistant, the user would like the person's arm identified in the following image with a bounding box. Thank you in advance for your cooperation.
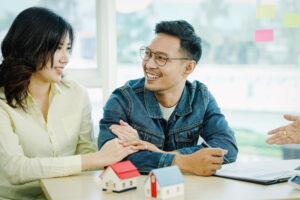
[98,90,176,173]
[198,90,238,163]
[0,107,136,185]
[266,114,300,145]
[140,90,238,163]
[0,108,82,185]
[173,148,227,176]
[111,122,228,176]
[75,89,97,154]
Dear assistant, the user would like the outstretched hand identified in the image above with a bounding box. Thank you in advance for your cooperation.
[266,114,300,145]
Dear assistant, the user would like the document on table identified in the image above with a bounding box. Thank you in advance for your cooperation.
[214,163,296,185]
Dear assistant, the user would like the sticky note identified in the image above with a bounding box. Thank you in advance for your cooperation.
[254,29,274,42]
[256,5,275,18]
[283,13,300,28]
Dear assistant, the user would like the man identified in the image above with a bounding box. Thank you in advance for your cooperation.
[98,20,238,176]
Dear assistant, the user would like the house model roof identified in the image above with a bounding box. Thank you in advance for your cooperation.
[147,166,184,187]
[100,161,140,180]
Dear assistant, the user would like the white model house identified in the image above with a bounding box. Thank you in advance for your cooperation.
[100,160,140,193]
[145,166,184,199]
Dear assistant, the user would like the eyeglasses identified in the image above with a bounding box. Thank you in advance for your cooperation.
[139,46,190,67]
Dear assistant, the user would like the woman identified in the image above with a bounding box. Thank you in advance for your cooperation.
[0,7,136,199]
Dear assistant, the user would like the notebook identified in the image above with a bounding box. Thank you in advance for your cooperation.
[214,163,296,185]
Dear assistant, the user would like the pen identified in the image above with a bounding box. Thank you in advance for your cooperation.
[201,141,230,163]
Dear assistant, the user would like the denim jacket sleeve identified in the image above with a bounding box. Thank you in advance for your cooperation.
[200,90,238,163]
[98,89,176,173]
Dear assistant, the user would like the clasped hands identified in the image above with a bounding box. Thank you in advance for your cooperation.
[109,120,228,176]
[109,120,164,153]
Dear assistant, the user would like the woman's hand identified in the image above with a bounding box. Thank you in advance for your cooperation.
[119,139,180,155]
[119,139,163,153]
[109,120,180,155]
[81,138,138,170]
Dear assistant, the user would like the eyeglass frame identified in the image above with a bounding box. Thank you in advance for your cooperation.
[139,46,190,67]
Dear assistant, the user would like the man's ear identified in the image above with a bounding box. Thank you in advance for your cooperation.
[183,60,196,76]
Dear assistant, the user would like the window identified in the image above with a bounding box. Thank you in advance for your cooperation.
[0,0,97,70]
[0,0,114,137]
[2,1,299,159]
[116,0,300,160]
[151,176,156,183]
[130,180,133,186]
[122,182,126,188]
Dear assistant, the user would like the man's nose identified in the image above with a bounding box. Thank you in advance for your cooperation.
[145,53,157,68]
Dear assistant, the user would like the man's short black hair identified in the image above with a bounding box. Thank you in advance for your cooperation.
[155,20,202,64]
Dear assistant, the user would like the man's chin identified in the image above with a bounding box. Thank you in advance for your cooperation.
[145,83,159,92]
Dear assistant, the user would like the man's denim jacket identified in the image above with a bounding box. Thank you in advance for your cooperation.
[98,78,238,173]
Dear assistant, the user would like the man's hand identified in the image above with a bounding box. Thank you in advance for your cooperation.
[110,120,180,154]
[266,114,300,145]
[119,139,162,152]
[109,120,139,141]
[173,148,227,176]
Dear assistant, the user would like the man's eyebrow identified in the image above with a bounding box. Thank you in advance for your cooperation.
[147,47,168,55]
[155,50,168,55]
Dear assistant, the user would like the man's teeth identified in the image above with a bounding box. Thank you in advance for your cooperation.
[147,73,159,79]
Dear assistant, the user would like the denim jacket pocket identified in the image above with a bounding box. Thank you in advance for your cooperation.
[174,124,202,149]
[133,125,164,149]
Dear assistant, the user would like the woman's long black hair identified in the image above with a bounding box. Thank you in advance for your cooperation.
[0,7,73,110]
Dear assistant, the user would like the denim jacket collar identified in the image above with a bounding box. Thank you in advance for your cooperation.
[175,86,192,116]
[144,84,192,119]
[144,89,162,119]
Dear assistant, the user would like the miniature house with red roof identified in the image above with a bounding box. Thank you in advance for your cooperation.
[100,160,140,193]
[145,166,184,199]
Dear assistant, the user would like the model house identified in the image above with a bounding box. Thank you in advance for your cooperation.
[145,166,184,199]
[100,160,140,193]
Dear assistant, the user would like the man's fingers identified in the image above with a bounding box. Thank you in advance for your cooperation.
[120,120,131,126]
[120,140,146,149]
[110,125,135,139]
[206,148,225,157]
[210,163,222,170]
[210,156,223,165]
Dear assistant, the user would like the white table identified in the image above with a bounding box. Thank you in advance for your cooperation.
[40,159,300,200]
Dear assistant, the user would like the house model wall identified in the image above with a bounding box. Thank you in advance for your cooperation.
[145,166,184,199]
[102,167,137,192]
[100,161,140,193]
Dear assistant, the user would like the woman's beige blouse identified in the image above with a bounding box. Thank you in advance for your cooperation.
[0,80,97,199]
